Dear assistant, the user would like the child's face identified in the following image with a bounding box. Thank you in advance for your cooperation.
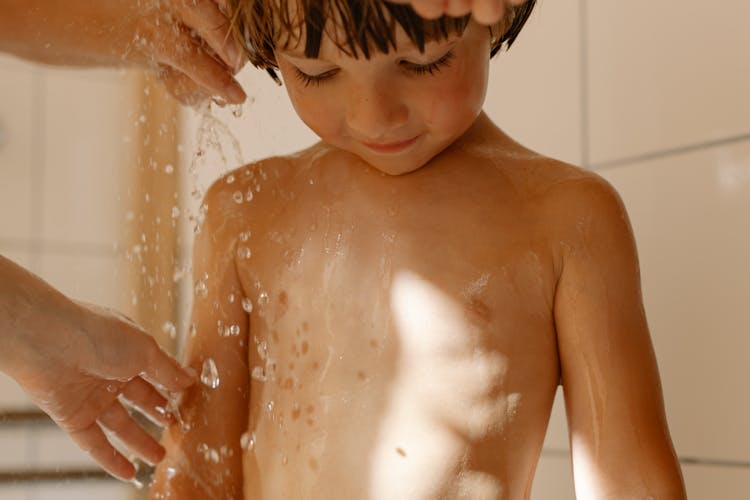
[274,20,491,175]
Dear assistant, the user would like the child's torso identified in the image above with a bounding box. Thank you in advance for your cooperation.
[232,137,575,500]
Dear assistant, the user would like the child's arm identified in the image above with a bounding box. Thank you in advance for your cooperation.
[150,183,250,499]
[552,175,686,499]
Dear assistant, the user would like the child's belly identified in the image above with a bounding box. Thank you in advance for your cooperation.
[239,272,559,499]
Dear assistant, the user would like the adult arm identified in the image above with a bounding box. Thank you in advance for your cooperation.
[150,181,249,498]
[0,0,246,104]
[0,254,196,481]
[551,175,686,499]
[388,0,529,25]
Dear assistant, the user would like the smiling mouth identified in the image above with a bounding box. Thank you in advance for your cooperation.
[362,135,420,154]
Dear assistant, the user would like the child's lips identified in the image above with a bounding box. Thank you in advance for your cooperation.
[361,135,421,154]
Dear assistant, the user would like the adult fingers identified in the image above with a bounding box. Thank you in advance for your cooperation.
[408,0,447,20]
[445,0,473,18]
[69,422,135,481]
[139,335,197,392]
[152,22,246,104]
[174,0,244,71]
[157,65,213,106]
[472,0,505,25]
[98,400,165,466]
[120,377,171,426]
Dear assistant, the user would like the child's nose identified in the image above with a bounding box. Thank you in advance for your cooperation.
[345,83,409,140]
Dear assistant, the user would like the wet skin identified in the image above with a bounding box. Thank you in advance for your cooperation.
[149,113,684,499]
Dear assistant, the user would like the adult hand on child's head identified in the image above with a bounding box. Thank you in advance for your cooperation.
[11,301,196,482]
[390,0,529,25]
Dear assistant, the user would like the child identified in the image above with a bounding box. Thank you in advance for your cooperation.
[150,1,687,498]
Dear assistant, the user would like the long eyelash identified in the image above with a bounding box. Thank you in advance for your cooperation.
[294,68,332,88]
[406,50,456,76]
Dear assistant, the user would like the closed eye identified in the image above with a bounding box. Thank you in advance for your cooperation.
[293,49,456,88]
[401,50,456,76]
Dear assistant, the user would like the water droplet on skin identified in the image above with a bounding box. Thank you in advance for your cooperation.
[239,231,250,242]
[164,164,174,174]
[266,401,274,412]
[232,191,244,203]
[228,293,236,303]
[195,280,208,298]
[282,455,288,465]
[258,291,269,306]
[242,298,254,313]
[171,206,180,218]
[240,431,255,451]
[106,384,118,393]
[200,358,220,388]
[251,366,267,382]
[229,324,240,336]
[162,321,177,339]
[257,340,268,360]
[237,246,252,259]
[226,174,235,184]
[245,189,254,202]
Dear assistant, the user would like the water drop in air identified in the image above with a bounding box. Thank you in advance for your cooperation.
[162,321,177,339]
[195,280,208,298]
[237,246,252,259]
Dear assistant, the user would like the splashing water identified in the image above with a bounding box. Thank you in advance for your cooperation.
[200,358,220,389]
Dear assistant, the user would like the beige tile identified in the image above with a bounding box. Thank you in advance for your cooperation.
[588,1,750,164]
[682,462,750,500]
[485,0,582,166]
[541,386,569,451]
[0,56,35,240]
[17,483,132,500]
[531,453,576,500]
[0,427,31,470]
[29,427,94,468]
[40,68,128,246]
[0,373,33,409]
[38,252,123,311]
[600,140,750,461]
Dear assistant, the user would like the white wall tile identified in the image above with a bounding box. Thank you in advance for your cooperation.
[485,0,582,166]
[40,69,127,246]
[588,0,750,164]
[38,252,123,311]
[600,141,750,462]
[541,386,569,451]
[682,463,750,500]
[531,453,575,500]
[0,56,35,240]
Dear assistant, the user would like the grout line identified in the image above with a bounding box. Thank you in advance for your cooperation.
[591,133,750,171]
[579,0,590,169]
[542,448,750,468]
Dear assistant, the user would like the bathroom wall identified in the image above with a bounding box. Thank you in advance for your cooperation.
[0,56,133,498]
[181,0,750,497]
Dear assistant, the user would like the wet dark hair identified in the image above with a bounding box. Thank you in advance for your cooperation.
[228,0,536,82]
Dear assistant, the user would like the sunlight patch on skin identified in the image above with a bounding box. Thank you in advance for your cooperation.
[367,270,516,498]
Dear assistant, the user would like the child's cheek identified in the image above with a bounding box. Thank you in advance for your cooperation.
[286,86,340,140]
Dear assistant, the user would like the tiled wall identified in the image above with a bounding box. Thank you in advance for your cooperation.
[182,1,750,498]
[0,57,133,498]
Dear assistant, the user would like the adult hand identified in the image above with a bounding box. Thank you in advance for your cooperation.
[4,295,195,481]
[0,0,247,105]
[389,0,529,25]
